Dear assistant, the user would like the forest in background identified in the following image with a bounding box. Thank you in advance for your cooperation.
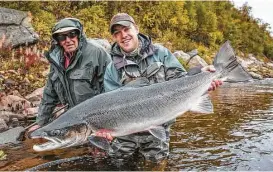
[1,1,273,59]
[1,1,273,96]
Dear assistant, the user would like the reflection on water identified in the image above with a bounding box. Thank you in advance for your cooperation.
[1,79,273,171]
[168,79,273,171]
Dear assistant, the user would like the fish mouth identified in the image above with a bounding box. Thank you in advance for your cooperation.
[32,125,92,152]
[32,136,76,152]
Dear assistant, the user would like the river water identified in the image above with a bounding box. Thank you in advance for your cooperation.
[1,79,273,171]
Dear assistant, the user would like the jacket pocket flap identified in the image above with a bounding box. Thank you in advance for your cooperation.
[70,68,93,80]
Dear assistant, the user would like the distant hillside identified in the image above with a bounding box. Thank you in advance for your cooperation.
[0,1,273,60]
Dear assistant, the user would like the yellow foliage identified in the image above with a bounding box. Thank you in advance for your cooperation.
[32,11,56,41]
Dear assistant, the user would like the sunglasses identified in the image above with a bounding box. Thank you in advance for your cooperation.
[56,31,78,42]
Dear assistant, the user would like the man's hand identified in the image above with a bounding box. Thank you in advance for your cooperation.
[208,80,222,91]
[28,124,40,133]
[201,65,223,91]
[95,129,113,141]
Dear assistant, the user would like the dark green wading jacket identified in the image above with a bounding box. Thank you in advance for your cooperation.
[37,18,111,126]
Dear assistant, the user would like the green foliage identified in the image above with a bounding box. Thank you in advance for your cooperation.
[1,1,273,61]
[75,4,110,39]
[0,150,7,160]
[32,11,56,41]
[178,58,189,71]
[1,1,273,95]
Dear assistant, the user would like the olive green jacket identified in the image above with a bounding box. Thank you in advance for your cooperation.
[37,18,111,126]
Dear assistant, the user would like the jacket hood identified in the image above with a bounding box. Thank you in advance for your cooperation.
[47,18,87,67]
[51,18,86,44]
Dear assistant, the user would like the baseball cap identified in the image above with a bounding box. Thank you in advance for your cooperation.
[52,27,78,34]
[110,13,136,34]
[52,18,81,36]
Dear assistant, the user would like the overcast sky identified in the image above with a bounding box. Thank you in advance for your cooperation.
[233,0,273,34]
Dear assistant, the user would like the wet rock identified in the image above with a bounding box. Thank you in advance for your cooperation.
[3,78,17,86]
[0,7,39,48]
[0,95,31,112]
[25,87,44,102]
[10,118,19,128]
[0,150,7,160]
[23,107,38,118]
[0,111,9,122]
[173,51,190,61]
[249,72,263,80]
[0,126,25,144]
[186,49,198,58]
[248,54,257,61]
[266,63,273,68]
[0,111,25,122]
[237,57,254,69]
[31,101,41,107]
[10,90,24,98]
[0,118,8,132]
[187,55,208,68]
[173,49,207,68]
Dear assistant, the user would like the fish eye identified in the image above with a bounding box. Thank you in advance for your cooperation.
[50,130,61,136]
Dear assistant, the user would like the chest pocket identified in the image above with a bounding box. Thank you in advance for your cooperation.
[50,72,66,104]
[120,61,166,85]
[70,67,93,80]
[69,67,97,103]
[120,64,141,85]
[147,62,165,83]
[142,62,166,84]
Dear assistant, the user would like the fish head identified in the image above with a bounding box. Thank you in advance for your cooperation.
[30,120,92,152]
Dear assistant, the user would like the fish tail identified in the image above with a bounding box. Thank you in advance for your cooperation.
[213,41,252,82]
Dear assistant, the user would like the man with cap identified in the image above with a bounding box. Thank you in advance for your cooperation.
[101,13,222,161]
[29,18,111,131]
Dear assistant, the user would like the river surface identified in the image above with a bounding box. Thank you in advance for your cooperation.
[1,79,273,171]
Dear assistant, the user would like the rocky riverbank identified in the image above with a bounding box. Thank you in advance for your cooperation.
[174,49,273,80]
[1,46,273,132]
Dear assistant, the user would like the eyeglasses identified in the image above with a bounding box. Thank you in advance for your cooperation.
[56,31,78,42]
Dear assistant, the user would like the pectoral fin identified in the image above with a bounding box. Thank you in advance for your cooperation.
[190,94,213,113]
[88,135,112,152]
[148,126,167,142]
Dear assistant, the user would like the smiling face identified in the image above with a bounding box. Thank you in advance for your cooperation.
[112,24,139,53]
[57,30,79,53]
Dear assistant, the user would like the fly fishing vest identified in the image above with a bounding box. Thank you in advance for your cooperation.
[113,55,166,85]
